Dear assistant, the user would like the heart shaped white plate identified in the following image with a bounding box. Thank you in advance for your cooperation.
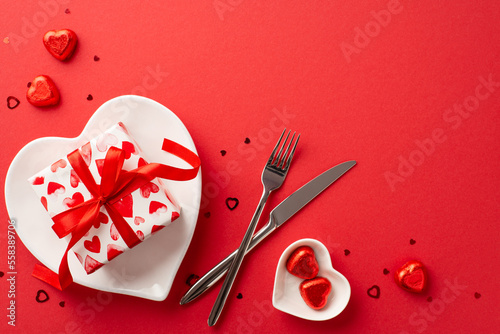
[5,95,202,301]
[273,239,350,321]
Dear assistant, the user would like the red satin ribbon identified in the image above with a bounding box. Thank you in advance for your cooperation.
[33,138,200,290]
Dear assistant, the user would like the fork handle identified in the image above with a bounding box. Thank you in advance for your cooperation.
[208,189,270,326]
[180,219,276,305]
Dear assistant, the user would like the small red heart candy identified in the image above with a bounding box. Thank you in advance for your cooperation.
[43,29,78,61]
[26,75,60,107]
[299,276,332,310]
[286,246,319,279]
[394,260,428,293]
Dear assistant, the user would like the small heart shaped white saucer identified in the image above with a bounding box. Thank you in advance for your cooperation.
[5,95,202,301]
[273,238,351,321]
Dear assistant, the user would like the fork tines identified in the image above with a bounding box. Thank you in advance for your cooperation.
[270,129,300,170]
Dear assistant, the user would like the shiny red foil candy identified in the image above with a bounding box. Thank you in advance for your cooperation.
[299,277,332,310]
[43,29,78,61]
[394,260,428,293]
[286,246,319,279]
[26,75,60,107]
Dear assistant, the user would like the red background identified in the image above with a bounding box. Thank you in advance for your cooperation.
[1,1,499,333]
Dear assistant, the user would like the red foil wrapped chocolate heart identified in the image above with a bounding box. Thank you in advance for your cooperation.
[394,260,428,293]
[26,75,60,107]
[43,29,78,61]
[286,246,319,279]
[299,276,332,310]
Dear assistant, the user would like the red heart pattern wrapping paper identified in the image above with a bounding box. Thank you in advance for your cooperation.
[28,122,180,274]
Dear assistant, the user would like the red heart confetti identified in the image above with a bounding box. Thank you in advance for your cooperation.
[299,277,332,310]
[410,239,416,245]
[87,94,93,101]
[474,292,481,299]
[94,55,100,61]
[43,29,78,61]
[394,260,428,293]
[286,246,319,280]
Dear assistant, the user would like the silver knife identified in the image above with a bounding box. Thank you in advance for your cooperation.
[180,160,356,305]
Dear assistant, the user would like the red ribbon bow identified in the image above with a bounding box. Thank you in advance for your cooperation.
[33,138,200,290]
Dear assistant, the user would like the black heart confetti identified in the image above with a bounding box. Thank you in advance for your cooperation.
[367,285,380,299]
[36,290,49,303]
[244,138,250,144]
[236,293,243,299]
[7,96,20,109]
[220,150,227,156]
[410,239,416,245]
[226,197,239,210]
[344,249,350,256]
[186,274,200,287]
[87,94,93,101]
[383,268,390,275]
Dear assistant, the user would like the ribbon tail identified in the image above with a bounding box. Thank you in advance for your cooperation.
[32,263,69,291]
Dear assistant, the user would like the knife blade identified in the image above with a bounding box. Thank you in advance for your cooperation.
[180,160,356,305]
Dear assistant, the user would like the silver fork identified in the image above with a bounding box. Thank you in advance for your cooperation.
[208,129,299,326]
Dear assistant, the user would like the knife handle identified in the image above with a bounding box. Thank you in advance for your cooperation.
[180,220,275,305]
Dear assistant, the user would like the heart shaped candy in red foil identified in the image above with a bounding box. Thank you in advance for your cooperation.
[26,75,60,107]
[43,29,78,61]
[299,276,332,310]
[286,246,319,279]
[394,260,428,293]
